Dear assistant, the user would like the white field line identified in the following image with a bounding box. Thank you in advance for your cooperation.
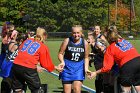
[44,70,96,93]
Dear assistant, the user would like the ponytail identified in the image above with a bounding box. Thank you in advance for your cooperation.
[34,34,41,41]
[35,27,46,42]
[107,30,119,44]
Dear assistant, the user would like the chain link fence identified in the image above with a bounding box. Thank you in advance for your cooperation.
[47,31,140,41]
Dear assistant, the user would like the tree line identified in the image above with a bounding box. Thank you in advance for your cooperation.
[0,0,140,34]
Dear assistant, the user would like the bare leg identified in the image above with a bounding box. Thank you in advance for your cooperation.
[121,86,131,93]
[63,84,72,93]
[73,81,82,93]
[13,89,23,93]
[135,86,140,92]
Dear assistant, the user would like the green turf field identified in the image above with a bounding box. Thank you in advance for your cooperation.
[38,40,140,93]
[40,41,95,93]
[0,40,140,93]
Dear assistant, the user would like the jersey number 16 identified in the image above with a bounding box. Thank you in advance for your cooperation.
[71,53,80,61]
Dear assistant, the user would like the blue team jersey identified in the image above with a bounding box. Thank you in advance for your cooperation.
[60,37,85,81]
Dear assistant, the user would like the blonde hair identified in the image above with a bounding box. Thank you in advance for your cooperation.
[72,25,83,32]
[95,25,101,31]
[72,25,84,37]
[7,24,15,31]
[88,34,95,40]
[96,39,109,47]
[35,27,46,42]
[88,30,94,36]
[108,26,117,33]
[107,29,120,44]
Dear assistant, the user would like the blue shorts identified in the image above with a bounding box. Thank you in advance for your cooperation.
[0,58,13,78]
[59,59,85,81]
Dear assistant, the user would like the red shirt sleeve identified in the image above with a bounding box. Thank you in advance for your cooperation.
[101,46,114,73]
[39,45,55,72]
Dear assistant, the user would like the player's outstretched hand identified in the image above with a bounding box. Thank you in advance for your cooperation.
[85,70,91,75]
[85,70,92,79]
[55,66,63,72]
[58,62,65,71]
[87,71,97,79]
[37,65,45,73]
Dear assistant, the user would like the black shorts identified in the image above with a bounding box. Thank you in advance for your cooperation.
[12,64,41,92]
[119,56,140,86]
[1,78,12,93]
[62,80,83,84]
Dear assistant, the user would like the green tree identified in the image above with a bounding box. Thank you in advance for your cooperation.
[0,0,28,32]
[1,0,140,33]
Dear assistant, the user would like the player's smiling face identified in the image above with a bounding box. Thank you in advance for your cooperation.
[87,35,94,44]
[72,27,82,41]
[94,26,101,35]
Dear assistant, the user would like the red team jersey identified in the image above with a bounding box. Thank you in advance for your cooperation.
[14,38,55,72]
[101,39,140,73]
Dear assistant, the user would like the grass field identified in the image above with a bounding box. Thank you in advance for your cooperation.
[39,40,140,93]
[0,40,140,93]
[40,41,95,93]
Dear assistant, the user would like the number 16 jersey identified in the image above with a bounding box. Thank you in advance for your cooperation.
[60,37,85,81]
[64,37,85,62]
